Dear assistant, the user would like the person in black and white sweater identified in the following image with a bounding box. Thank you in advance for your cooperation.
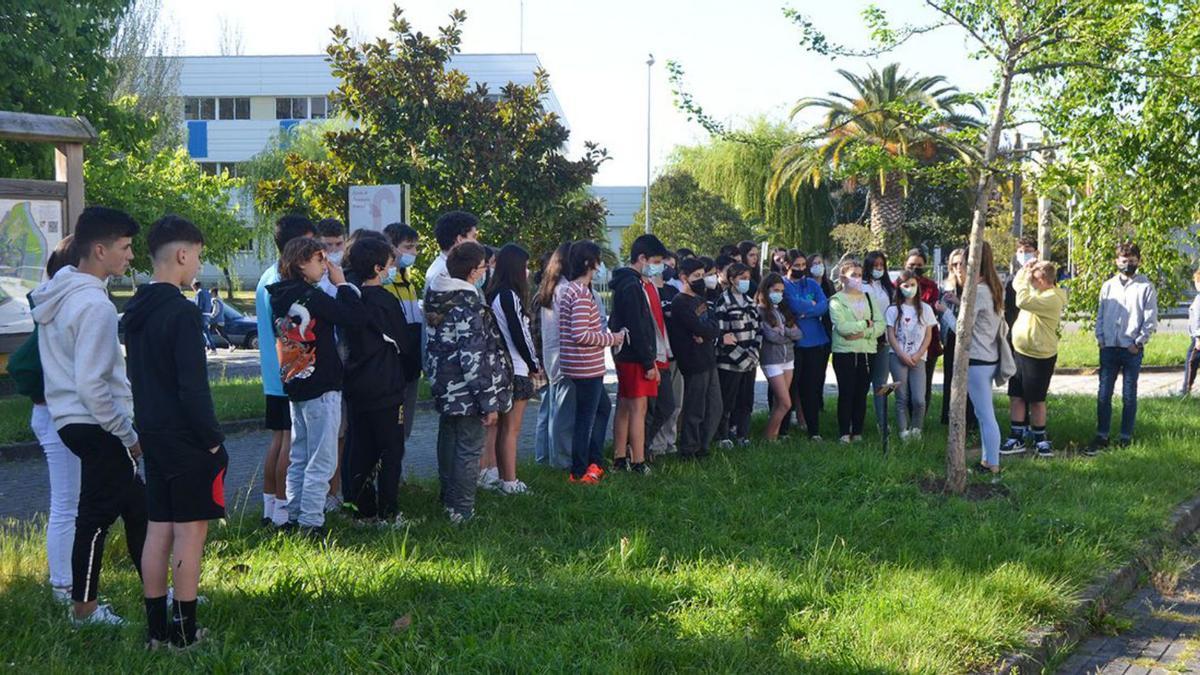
[714,262,761,447]
[486,244,538,494]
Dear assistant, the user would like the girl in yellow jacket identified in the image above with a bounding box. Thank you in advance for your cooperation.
[1005,260,1068,458]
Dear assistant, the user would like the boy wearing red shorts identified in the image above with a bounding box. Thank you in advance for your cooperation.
[607,234,671,474]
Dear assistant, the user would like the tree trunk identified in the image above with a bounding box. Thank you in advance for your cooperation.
[946,59,1016,495]
[868,174,905,254]
[222,266,234,296]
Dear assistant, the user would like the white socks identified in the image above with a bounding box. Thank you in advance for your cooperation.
[271,497,289,526]
[263,493,275,519]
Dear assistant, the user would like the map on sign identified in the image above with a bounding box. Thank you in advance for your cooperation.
[0,198,63,335]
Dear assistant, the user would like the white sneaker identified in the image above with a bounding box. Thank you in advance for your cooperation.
[850,435,863,442]
[477,467,502,491]
[70,603,125,627]
[379,513,420,529]
[718,439,735,450]
[324,494,343,513]
[500,480,530,495]
[51,586,72,605]
[838,435,852,444]
[899,430,911,441]
[167,588,208,606]
[911,428,922,440]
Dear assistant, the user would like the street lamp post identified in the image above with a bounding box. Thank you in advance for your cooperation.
[645,53,654,234]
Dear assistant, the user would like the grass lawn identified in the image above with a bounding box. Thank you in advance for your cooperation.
[1053,330,1191,369]
[0,378,266,445]
[3,395,1200,672]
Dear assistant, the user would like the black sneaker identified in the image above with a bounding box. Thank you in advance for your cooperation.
[1116,437,1132,448]
[1082,437,1109,457]
[999,438,1027,455]
[277,521,298,534]
[631,462,651,476]
[299,525,326,539]
[970,462,993,475]
[1035,440,1055,458]
[612,457,630,472]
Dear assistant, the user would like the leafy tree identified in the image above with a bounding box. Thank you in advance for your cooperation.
[770,63,983,254]
[670,117,835,252]
[622,172,752,257]
[85,99,246,275]
[791,0,1199,494]
[257,6,608,264]
[0,1,133,177]
[241,121,342,252]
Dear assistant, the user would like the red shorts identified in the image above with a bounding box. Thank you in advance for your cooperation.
[616,361,660,398]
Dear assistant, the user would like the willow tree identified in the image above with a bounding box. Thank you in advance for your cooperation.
[770,63,983,254]
[671,117,835,252]
[794,0,1198,495]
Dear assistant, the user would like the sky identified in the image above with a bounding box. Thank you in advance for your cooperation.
[159,0,997,186]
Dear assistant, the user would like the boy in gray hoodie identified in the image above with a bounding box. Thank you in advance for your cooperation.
[1087,241,1158,454]
[31,207,145,627]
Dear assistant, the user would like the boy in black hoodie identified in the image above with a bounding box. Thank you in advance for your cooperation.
[342,237,410,526]
[268,237,365,535]
[667,258,730,458]
[122,216,225,648]
[607,234,670,474]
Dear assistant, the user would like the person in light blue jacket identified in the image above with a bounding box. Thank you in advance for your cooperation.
[783,250,831,440]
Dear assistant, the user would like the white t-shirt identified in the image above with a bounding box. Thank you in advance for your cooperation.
[885,302,936,359]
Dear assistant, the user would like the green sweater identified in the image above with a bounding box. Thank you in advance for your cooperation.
[829,291,886,354]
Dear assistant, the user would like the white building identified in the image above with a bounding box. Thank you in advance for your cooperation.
[174,53,639,284]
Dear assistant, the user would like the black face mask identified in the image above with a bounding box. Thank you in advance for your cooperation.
[789,268,806,280]
[1119,262,1138,276]
[688,279,707,295]
[909,266,926,278]
[663,266,677,282]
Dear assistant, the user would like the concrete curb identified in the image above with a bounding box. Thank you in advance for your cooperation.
[989,493,1200,673]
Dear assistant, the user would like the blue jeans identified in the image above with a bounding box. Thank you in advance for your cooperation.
[568,377,610,478]
[1097,346,1143,440]
[535,379,577,470]
[967,364,1000,466]
[287,391,342,527]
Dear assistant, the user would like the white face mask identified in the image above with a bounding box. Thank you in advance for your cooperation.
[1016,251,1037,266]
[704,274,718,290]
[593,262,608,283]
[327,250,344,266]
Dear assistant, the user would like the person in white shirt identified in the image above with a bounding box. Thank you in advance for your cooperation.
[425,211,479,299]
[886,271,936,439]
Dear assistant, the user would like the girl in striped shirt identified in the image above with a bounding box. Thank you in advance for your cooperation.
[558,241,625,483]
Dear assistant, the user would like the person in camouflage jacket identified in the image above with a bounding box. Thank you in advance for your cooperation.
[423,242,512,523]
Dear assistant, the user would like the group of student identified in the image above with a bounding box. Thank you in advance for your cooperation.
[19,201,1174,648]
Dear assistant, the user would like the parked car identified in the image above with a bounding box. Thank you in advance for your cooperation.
[117,303,260,350]
[214,303,260,349]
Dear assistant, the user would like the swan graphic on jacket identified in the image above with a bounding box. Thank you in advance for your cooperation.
[424,275,513,417]
[267,278,365,401]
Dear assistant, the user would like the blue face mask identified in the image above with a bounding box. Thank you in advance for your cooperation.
[645,261,665,278]
[768,291,783,305]
[398,253,417,269]
[811,263,826,279]
[383,266,397,284]
[736,279,750,295]
[593,263,608,284]
[474,274,486,291]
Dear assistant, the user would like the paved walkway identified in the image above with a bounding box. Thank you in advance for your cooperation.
[1057,549,1200,674]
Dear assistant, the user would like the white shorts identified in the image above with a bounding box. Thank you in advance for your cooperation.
[762,362,795,379]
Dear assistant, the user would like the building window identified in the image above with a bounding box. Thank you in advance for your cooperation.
[218,97,250,120]
[310,96,327,119]
[184,97,216,120]
[198,161,238,177]
[275,97,309,120]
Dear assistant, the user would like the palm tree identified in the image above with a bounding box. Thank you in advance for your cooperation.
[770,63,983,253]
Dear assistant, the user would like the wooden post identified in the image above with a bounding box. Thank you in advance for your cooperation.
[1011,133,1023,239]
[1037,146,1055,260]
[55,142,85,235]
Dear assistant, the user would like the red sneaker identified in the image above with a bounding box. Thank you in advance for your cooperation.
[586,463,605,480]
[569,473,599,485]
